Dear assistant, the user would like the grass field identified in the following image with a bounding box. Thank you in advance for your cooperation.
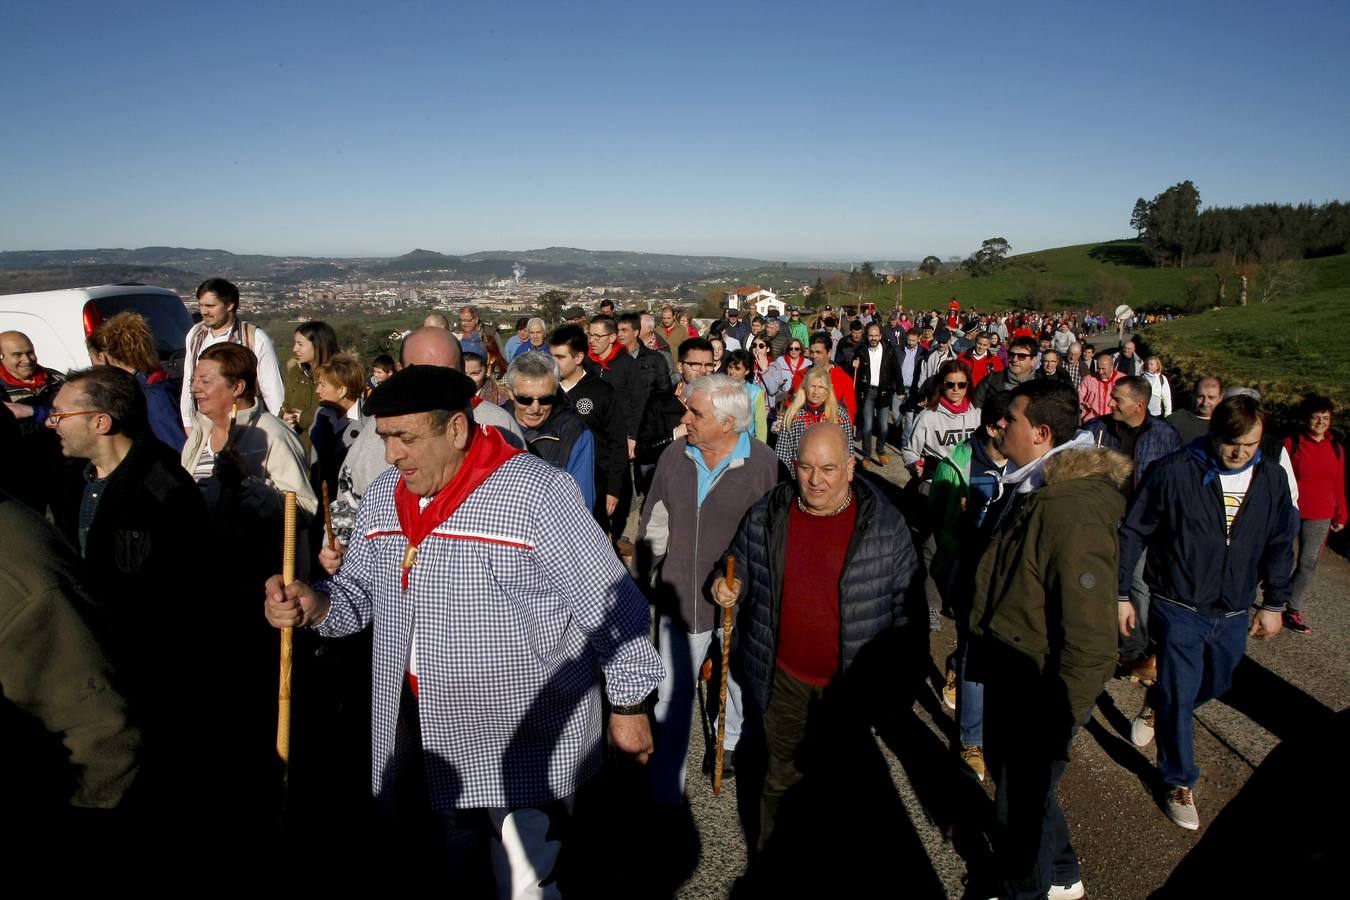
[1141,253,1350,420]
[795,240,1347,317]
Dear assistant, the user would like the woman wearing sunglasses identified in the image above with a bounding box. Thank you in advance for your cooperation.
[902,359,981,481]
[761,340,811,413]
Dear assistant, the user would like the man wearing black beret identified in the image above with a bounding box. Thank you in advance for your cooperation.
[264,363,663,893]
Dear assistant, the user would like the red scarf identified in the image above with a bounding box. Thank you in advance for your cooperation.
[587,341,624,371]
[784,355,808,376]
[393,425,522,590]
[145,367,169,385]
[0,366,50,390]
[799,403,829,427]
[939,396,972,414]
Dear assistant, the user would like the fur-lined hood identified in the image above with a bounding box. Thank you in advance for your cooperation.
[1042,446,1133,490]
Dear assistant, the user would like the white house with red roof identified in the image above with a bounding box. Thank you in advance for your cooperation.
[723,285,779,317]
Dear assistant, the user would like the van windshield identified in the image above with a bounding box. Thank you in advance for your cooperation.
[94,294,192,357]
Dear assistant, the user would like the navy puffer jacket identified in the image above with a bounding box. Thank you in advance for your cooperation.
[728,477,922,712]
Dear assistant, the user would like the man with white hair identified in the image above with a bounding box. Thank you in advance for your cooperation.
[505,350,596,509]
[637,374,782,801]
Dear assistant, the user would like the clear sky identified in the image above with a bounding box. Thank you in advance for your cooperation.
[2,0,1347,261]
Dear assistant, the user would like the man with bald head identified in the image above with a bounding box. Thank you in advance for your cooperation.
[1167,375,1223,445]
[1,330,64,425]
[714,422,921,860]
[325,327,523,549]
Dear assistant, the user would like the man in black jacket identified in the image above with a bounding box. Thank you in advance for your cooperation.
[551,325,628,531]
[49,366,217,815]
[713,423,921,879]
[584,315,643,461]
[850,323,902,467]
[617,312,673,400]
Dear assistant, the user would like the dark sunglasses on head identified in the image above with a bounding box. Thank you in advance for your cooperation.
[943,381,968,389]
[512,393,558,407]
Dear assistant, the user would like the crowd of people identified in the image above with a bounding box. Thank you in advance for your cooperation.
[2,280,1344,898]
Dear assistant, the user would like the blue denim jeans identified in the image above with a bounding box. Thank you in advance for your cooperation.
[649,615,743,804]
[1151,599,1248,789]
[858,387,890,459]
[956,627,984,747]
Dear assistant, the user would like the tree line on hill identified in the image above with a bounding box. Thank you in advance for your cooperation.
[1131,182,1349,268]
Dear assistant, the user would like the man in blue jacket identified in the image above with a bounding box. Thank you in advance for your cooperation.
[712,423,921,865]
[1118,394,1296,830]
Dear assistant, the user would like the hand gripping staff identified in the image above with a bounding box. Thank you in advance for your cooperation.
[714,553,735,797]
[277,491,297,782]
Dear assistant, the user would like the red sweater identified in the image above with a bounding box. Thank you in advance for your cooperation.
[776,499,857,686]
[790,365,857,423]
[1284,434,1348,525]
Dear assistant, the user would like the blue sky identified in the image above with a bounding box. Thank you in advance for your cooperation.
[2,0,1347,261]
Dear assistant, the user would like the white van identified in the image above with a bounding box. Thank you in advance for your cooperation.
[0,284,195,384]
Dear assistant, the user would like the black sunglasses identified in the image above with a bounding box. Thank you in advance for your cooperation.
[1009,351,1034,360]
[512,393,558,407]
[943,381,969,389]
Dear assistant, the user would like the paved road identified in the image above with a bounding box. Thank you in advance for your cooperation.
[630,459,1347,899]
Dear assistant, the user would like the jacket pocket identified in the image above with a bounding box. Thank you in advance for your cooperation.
[988,609,1050,661]
[113,529,151,573]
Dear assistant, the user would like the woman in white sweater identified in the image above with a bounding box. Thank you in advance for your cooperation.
[903,358,982,479]
[1143,356,1173,418]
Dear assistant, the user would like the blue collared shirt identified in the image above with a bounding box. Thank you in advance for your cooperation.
[686,431,753,506]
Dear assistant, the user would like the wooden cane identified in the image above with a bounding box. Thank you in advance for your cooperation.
[321,481,337,551]
[714,554,736,796]
[277,492,297,771]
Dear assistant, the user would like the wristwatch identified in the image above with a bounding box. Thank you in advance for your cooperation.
[609,698,652,716]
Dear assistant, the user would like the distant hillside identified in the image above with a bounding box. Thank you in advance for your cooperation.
[0,264,202,295]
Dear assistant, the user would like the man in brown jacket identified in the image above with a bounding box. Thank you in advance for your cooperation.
[969,380,1132,900]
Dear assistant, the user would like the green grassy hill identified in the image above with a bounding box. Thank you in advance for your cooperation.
[1142,252,1350,416]
[791,239,1346,317]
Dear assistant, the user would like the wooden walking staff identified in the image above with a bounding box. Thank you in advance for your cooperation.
[321,481,337,551]
[714,553,736,796]
[277,491,297,776]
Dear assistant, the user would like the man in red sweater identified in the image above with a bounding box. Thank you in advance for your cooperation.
[1283,394,1347,634]
[959,333,1003,389]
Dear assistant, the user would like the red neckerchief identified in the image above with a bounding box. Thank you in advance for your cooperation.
[392,425,522,590]
[0,367,49,389]
[939,396,972,414]
[145,367,169,385]
[471,396,483,408]
[785,355,808,376]
[800,403,830,426]
[587,341,623,371]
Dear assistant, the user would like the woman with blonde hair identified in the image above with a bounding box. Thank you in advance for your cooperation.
[774,365,853,474]
[1143,356,1173,417]
[88,311,184,451]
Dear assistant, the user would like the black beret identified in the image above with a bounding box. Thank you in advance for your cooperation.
[364,365,476,418]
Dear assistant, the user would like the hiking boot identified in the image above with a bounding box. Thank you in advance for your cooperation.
[1128,655,1158,686]
[960,745,985,783]
[699,658,713,682]
[615,536,634,560]
[1283,610,1312,635]
[942,668,957,711]
[1048,881,1085,900]
[1130,703,1155,748]
[878,453,891,466]
[1165,785,1200,830]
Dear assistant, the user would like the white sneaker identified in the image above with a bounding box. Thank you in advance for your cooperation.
[1165,786,1200,830]
[1130,703,1155,748]
[1048,881,1085,900]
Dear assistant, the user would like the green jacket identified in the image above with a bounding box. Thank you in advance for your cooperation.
[0,494,141,810]
[969,446,1132,742]
[929,441,974,586]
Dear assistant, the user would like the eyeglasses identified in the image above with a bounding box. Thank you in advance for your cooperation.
[683,360,715,371]
[1008,351,1034,360]
[943,381,969,389]
[46,409,105,426]
[511,393,558,408]
[586,331,611,340]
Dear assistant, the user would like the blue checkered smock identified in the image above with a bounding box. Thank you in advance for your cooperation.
[315,450,663,810]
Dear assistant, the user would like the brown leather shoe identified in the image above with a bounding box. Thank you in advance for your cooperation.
[878,454,891,466]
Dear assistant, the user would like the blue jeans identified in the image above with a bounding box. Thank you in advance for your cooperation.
[1151,599,1248,789]
[956,628,984,747]
[858,387,890,459]
[649,615,743,804]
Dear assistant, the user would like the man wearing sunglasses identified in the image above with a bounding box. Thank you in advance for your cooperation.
[506,351,595,510]
[973,335,1041,410]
